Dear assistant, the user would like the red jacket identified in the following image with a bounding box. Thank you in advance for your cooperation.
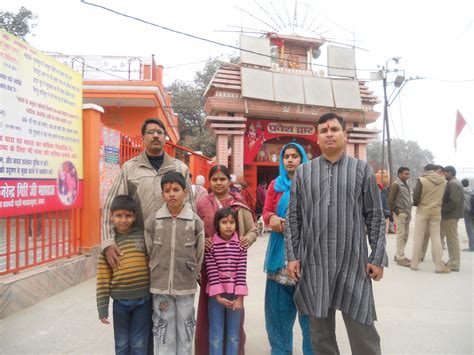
[263,180,283,225]
[256,185,267,209]
[240,187,255,214]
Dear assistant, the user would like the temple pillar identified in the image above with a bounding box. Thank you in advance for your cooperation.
[216,134,229,166]
[359,144,367,161]
[346,143,355,157]
[231,134,244,179]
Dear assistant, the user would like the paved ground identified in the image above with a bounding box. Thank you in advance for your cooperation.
[1,221,473,354]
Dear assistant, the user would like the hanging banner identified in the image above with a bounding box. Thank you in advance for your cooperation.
[244,119,318,164]
[0,29,83,217]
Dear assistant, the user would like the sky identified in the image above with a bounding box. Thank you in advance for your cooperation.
[3,0,474,176]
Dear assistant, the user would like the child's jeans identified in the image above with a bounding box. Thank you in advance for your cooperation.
[208,293,242,355]
[152,294,196,355]
[112,296,152,355]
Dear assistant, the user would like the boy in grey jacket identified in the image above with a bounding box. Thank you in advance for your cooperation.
[145,172,204,355]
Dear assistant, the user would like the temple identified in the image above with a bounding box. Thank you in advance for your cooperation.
[204,33,380,191]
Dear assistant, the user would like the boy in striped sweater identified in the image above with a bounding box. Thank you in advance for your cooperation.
[96,195,151,354]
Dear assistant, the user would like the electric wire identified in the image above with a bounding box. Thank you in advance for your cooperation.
[79,0,379,72]
[423,77,474,83]
[388,106,400,139]
[83,63,128,80]
[53,2,474,125]
[45,50,224,81]
[234,5,279,32]
[254,0,282,31]
[269,1,287,29]
[50,3,474,84]
[163,56,221,69]
[43,50,147,80]
[74,61,128,80]
[398,91,406,141]
[162,72,195,83]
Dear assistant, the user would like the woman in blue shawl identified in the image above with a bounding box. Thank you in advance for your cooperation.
[262,142,312,354]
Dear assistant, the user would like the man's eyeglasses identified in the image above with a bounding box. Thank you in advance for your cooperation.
[145,130,165,136]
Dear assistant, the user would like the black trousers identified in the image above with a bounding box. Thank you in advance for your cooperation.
[309,308,381,355]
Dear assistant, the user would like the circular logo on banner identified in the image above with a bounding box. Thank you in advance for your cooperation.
[57,161,79,205]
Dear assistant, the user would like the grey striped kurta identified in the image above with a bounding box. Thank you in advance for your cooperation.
[285,154,388,325]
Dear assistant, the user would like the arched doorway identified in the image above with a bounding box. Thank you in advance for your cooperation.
[242,136,321,209]
[254,136,321,185]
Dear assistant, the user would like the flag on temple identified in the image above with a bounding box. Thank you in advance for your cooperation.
[454,110,466,151]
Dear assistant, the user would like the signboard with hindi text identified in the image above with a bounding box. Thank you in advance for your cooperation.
[99,127,121,208]
[244,119,318,164]
[0,29,83,217]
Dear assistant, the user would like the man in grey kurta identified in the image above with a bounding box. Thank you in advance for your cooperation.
[285,113,388,355]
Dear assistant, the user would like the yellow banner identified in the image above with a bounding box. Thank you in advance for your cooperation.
[0,29,83,180]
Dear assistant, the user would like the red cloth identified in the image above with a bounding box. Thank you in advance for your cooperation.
[263,180,283,225]
[240,187,255,215]
[195,192,247,355]
[256,185,267,209]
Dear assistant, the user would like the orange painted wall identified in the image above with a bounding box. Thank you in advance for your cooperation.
[101,107,160,136]
[83,64,178,143]
[100,106,179,143]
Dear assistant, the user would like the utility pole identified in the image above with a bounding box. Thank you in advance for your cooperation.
[374,57,403,186]
[383,68,394,185]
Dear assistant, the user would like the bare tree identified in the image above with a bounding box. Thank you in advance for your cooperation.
[367,138,435,186]
[167,56,239,157]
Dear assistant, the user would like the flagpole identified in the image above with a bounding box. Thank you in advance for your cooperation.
[465,121,473,134]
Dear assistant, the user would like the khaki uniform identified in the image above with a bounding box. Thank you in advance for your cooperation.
[411,171,446,272]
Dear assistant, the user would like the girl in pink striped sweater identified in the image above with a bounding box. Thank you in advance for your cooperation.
[205,207,248,355]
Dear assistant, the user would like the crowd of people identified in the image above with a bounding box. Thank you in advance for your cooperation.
[383,164,473,274]
[95,115,472,355]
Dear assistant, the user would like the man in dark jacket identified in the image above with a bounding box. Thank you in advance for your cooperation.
[388,167,412,267]
[441,166,465,271]
[461,179,473,251]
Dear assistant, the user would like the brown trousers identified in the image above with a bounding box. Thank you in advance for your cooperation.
[441,218,460,269]
[411,213,445,271]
